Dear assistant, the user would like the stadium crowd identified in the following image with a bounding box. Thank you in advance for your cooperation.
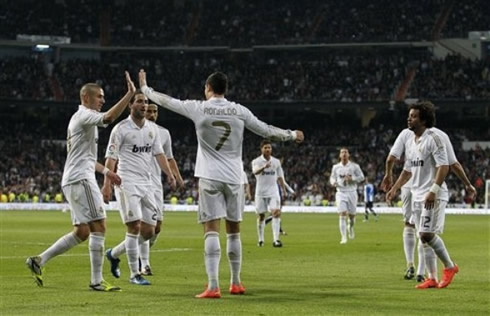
[1,121,488,206]
[0,0,486,46]
[1,51,489,103]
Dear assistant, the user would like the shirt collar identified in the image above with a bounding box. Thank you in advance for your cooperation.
[127,115,148,129]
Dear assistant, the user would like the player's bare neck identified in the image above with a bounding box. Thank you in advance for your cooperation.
[131,115,145,128]
[414,126,426,140]
[341,160,349,165]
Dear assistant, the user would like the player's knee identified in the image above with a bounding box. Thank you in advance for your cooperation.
[258,214,265,221]
[419,232,434,243]
[140,230,154,241]
[126,221,141,235]
[74,226,90,241]
[272,210,281,218]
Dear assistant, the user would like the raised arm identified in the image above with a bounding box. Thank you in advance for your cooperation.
[243,107,304,143]
[103,71,136,124]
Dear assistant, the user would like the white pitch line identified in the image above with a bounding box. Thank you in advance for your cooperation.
[0,248,193,259]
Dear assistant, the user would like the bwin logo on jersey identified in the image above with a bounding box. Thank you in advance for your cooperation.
[411,158,424,167]
[262,171,275,175]
[132,144,152,153]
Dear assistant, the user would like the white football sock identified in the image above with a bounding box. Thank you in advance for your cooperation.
[39,232,82,266]
[339,216,347,240]
[227,233,242,285]
[139,240,150,268]
[272,217,281,242]
[424,244,438,280]
[416,238,425,276]
[89,232,105,285]
[428,235,454,268]
[111,239,126,258]
[125,233,139,278]
[204,232,220,290]
[257,219,265,243]
[403,226,416,266]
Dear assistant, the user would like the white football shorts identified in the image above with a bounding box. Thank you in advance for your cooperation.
[336,191,358,214]
[254,196,281,214]
[63,178,106,225]
[198,178,242,223]
[151,181,164,221]
[115,183,158,226]
[401,187,414,224]
[412,199,447,234]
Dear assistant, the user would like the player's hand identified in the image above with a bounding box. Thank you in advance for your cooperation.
[106,170,122,186]
[177,177,185,189]
[345,174,353,184]
[465,184,476,201]
[386,188,397,203]
[380,174,393,192]
[168,176,176,190]
[424,192,436,210]
[294,130,304,143]
[101,184,113,204]
[125,71,136,94]
[139,69,147,88]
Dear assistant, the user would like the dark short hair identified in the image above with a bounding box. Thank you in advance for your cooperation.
[206,72,228,95]
[260,139,272,148]
[130,89,144,104]
[409,101,436,128]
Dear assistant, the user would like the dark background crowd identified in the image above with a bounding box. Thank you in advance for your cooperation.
[0,0,489,207]
[0,0,487,46]
[1,113,488,206]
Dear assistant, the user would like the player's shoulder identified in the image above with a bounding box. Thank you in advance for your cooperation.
[397,128,413,140]
[114,117,131,129]
[350,161,361,168]
[429,127,450,140]
[425,128,444,147]
[156,125,170,135]
[271,156,281,163]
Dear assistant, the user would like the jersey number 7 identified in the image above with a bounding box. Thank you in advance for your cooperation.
[212,121,231,151]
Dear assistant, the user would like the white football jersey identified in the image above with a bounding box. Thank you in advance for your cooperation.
[142,86,296,185]
[391,127,458,190]
[403,129,449,202]
[241,169,249,185]
[149,126,173,187]
[62,105,107,186]
[252,155,283,197]
[330,161,365,192]
[105,116,164,185]
[390,129,414,189]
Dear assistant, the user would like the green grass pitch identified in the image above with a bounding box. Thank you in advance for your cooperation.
[0,210,488,315]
